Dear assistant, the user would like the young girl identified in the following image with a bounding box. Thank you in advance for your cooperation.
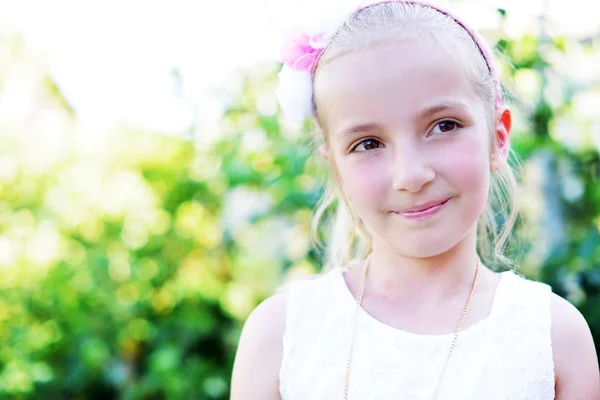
[231,1,600,399]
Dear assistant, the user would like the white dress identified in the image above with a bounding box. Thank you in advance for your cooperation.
[279,267,555,399]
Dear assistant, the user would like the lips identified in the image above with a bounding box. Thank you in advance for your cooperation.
[399,198,450,213]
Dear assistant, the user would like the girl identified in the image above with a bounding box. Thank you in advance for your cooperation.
[231,1,600,399]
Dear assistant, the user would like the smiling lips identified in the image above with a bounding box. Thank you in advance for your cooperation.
[395,198,451,219]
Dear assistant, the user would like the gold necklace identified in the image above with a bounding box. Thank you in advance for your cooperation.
[343,258,480,400]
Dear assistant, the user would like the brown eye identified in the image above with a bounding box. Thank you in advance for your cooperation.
[439,121,457,132]
[431,120,462,135]
[354,139,383,152]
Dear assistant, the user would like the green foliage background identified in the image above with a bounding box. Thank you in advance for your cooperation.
[0,7,599,400]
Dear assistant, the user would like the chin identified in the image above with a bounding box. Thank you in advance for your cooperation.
[402,241,457,258]
[385,227,470,259]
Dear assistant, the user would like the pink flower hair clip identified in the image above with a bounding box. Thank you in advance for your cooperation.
[281,30,323,73]
[273,0,363,122]
[274,30,327,122]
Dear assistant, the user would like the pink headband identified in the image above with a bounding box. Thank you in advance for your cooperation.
[276,0,502,121]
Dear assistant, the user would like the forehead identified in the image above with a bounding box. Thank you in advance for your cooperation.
[314,40,484,133]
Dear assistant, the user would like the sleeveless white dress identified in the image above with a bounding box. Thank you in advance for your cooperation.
[279,268,555,399]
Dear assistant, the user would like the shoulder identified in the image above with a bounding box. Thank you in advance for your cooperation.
[550,292,600,399]
[230,269,341,398]
[230,292,289,400]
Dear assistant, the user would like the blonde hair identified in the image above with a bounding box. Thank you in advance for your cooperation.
[309,2,521,271]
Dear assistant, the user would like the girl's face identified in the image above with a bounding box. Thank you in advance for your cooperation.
[315,40,498,258]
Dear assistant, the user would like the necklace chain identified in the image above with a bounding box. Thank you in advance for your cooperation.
[343,258,480,400]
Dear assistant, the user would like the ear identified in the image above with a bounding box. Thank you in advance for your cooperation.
[491,106,512,171]
[319,144,330,160]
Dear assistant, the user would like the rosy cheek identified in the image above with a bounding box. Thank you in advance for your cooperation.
[437,137,489,186]
[338,158,389,205]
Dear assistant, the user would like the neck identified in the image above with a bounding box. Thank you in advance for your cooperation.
[366,228,479,304]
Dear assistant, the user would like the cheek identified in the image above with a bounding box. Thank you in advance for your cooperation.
[440,135,490,191]
[337,158,389,205]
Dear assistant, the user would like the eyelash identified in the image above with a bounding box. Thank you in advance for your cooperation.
[350,119,464,153]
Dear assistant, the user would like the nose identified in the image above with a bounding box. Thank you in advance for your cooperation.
[391,146,436,193]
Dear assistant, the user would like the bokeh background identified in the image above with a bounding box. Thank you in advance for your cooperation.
[0,0,599,398]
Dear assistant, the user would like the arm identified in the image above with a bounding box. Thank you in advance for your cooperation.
[230,292,288,400]
[552,293,600,399]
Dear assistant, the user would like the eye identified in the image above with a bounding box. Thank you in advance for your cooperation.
[430,120,463,135]
[352,138,384,153]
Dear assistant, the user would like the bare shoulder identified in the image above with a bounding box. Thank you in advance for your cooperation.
[230,292,289,400]
[550,292,600,399]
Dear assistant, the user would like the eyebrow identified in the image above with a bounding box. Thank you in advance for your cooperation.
[416,102,470,120]
[336,123,382,138]
[336,101,471,138]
